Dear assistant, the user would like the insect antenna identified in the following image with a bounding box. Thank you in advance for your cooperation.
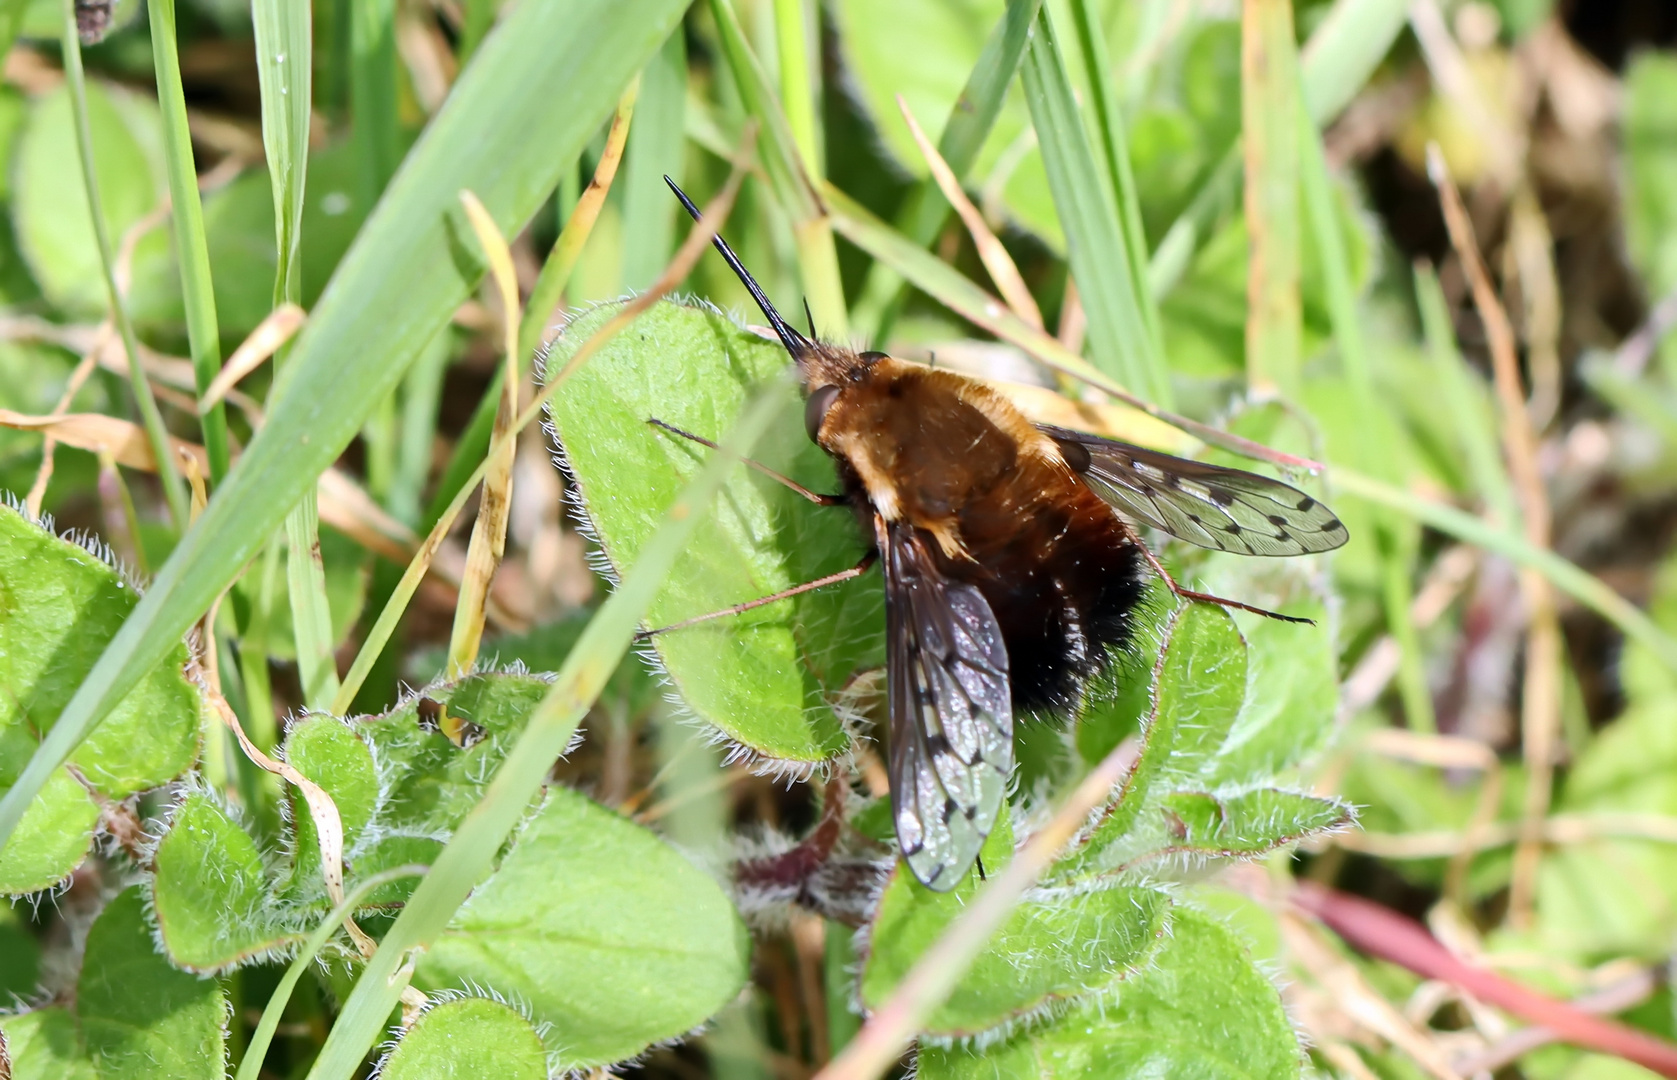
[665,176,814,360]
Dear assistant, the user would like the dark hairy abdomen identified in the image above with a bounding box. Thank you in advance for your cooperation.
[951,461,1143,713]
[829,364,1143,714]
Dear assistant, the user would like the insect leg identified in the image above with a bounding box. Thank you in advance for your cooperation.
[636,551,879,639]
[1122,522,1314,625]
[647,418,848,506]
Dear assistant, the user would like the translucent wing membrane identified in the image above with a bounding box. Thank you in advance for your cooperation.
[882,521,1013,891]
[1042,425,1349,557]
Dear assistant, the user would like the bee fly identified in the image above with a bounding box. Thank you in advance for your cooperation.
[652,178,1348,892]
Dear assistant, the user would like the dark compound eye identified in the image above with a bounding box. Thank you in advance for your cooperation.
[805,384,842,441]
[858,350,889,364]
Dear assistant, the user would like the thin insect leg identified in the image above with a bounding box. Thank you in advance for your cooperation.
[647,418,848,506]
[975,853,987,881]
[1125,525,1314,626]
[637,552,879,639]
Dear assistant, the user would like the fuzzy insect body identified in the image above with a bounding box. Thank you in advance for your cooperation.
[663,179,1348,891]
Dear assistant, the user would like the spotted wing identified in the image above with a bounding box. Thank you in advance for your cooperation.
[883,521,1012,892]
[1042,424,1349,556]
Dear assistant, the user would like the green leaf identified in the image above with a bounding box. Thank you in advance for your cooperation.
[281,715,380,893]
[545,299,881,764]
[378,997,549,1080]
[916,908,1300,1080]
[0,769,98,895]
[150,672,555,967]
[150,790,297,970]
[78,887,226,1080]
[1535,700,1677,959]
[1155,788,1349,857]
[860,808,1171,1037]
[408,611,661,716]
[0,902,40,1002]
[10,80,169,318]
[0,1007,98,1080]
[0,505,202,894]
[417,785,751,1071]
[0,0,694,862]
[1060,603,1244,873]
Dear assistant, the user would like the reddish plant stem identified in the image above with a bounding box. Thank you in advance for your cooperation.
[1293,882,1677,1078]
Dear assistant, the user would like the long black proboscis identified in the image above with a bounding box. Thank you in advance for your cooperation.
[665,175,813,360]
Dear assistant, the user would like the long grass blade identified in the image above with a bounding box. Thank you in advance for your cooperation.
[305,371,790,1080]
[1150,0,1407,302]
[238,864,430,1080]
[429,79,638,534]
[1020,3,1169,404]
[823,183,1327,470]
[622,34,687,290]
[60,0,189,527]
[445,191,521,676]
[0,0,693,855]
[852,0,1042,344]
[1241,0,1303,400]
[707,0,846,334]
[1299,100,1433,732]
[148,0,230,484]
[1331,467,1677,673]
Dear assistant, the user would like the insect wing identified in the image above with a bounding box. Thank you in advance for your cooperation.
[882,522,1012,891]
[1042,425,1349,556]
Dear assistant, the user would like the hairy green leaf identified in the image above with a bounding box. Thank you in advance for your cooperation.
[418,785,751,1070]
[0,505,201,894]
[379,997,549,1080]
[861,809,1171,1037]
[916,909,1299,1079]
[545,299,882,765]
[150,790,297,970]
[0,1007,98,1080]
[10,81,170,319]
[79,888,225,1080]
[151,672,556,967]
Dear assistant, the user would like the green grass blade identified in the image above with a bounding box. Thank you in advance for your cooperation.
[707,0,846,333]
[0,0,27,60]
[1332,466,1677,672]
[1299,101,1431,731]
[1149,0,1406,302]
[0,0,692,854]
[621,33,687,291]
[1067,0,1163,367]
[251,0,311,308]
[773,0,822,173]
[60,0,190,528]
[237,865,429,1080]
[1415,262,1520,526]
[1299,0,1409,122]
[1020,3,1168,404]
[1241,0,1303,400]
[352,0,400,207]
[852,0,1042,344]
[147,0,230,484]
[825,183,1325,469]
[305,372,791,1080]
[251,0,338,709]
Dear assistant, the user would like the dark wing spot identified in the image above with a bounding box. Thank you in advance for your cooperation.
[1323,517,1343,533]
[1268,514,1288,527]
[943,798,958,825]
[1208,486,1235,506]
[1225,523,1242,535]
[1187,513,1203,525]
[1296,496,1317,511]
